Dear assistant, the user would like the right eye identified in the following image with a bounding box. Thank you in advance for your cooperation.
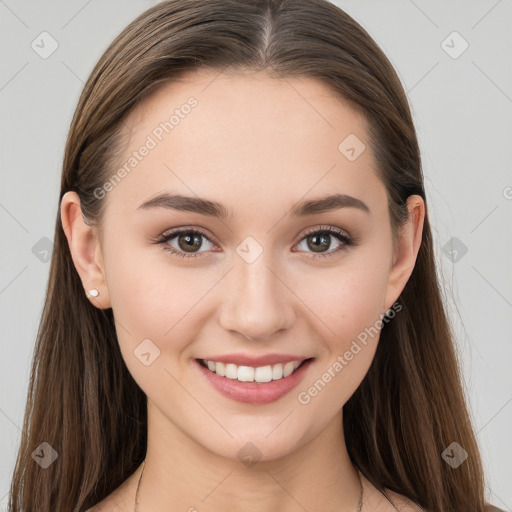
[154,228,218,258]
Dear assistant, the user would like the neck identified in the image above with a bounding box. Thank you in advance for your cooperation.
[136,402,363,512]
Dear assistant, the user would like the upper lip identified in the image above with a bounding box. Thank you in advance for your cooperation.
[197,353,313,367]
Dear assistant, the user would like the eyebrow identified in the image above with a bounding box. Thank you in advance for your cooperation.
[136,192,370,218]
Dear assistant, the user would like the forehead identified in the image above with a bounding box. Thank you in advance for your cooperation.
[105,69,384,220]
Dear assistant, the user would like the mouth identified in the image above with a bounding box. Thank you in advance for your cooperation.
[197,358,312,382]
[194,357,315,404]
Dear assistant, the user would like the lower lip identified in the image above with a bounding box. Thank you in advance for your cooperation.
[194,358,314,404]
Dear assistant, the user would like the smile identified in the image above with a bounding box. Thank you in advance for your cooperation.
[194,357,315,404]
[199,358,306,382]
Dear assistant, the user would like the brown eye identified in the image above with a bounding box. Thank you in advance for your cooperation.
[295,226,354,259]
[177,233,203,252]
[156,229,216,258]
[305,233,331,253]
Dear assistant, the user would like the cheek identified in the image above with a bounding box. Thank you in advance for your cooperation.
[105,246,222,373]
[305,254,391,346]
[294,270,387,416]
[293,250,391,404]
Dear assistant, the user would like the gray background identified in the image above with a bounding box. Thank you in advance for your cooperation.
[1,0,511,509]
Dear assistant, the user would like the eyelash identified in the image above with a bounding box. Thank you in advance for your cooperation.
[152,225,357,260]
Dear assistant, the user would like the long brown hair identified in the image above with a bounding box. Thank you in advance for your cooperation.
[9,1,491,511]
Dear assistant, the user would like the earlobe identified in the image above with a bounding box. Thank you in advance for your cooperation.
[384,195,425,311]
[60,191,111,309]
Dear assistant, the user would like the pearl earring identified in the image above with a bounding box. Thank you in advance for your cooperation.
[86,288,99,299]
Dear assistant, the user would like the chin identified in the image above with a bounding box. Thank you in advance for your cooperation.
[196,421,312,465]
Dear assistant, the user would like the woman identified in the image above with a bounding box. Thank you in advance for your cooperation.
[9,1,500,511]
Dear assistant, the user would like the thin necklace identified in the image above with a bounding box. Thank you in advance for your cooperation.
[134,459,145,512]
[133,459,364,511]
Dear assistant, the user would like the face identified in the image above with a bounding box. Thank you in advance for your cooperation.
[64,69,423,463]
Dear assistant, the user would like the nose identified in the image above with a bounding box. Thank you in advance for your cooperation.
[218,253,296,342]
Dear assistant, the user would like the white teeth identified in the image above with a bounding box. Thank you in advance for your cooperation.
[225,363,238,379]
[254,365,272,382]
[201,359,306,382]
[237,365,254,382]
[283,362,295,378]
[216,361,226,377]
[272,364,283,380]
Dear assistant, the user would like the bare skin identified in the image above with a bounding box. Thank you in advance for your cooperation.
[87,464,423,512]
[62,69,425,512]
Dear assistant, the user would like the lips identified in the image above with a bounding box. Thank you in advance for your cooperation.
[194,355,315,404]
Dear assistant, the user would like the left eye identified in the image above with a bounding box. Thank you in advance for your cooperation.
[154,226,354,259]
[294,227,352,258]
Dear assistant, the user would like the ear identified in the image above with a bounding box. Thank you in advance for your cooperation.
[60,191,111,309]
[384,194,425,311]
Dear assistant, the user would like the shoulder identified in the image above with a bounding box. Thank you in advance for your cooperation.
[379,487,505,512]
[359,472,426,512]
[84,499,123,512]
[381,487,427,511]
[84,496,126,512]
[84,481,133,512]
[84,464,141,512]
